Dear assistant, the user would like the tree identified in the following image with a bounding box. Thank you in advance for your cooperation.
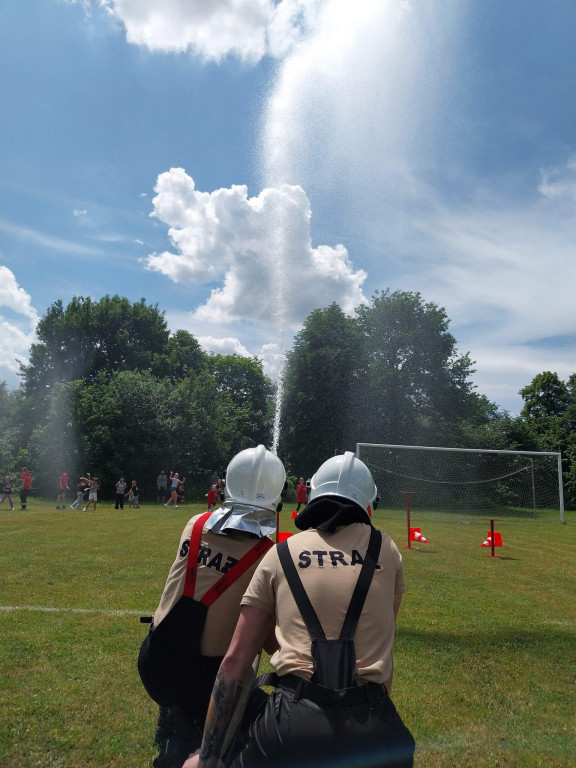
[352,290,484,446]
[74,370,173,496]
[21,296,170,400]
[207,355,275,452]
[167,371,234,483]
[279,293,498,477]
[278,304,361,475]
[520,371,576,508]
[0,383,21,479]
[26,381,83,494]
[156,329,206,381]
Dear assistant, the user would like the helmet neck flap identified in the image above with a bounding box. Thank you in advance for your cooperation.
[294,496,370,532]
[205,502,277,538]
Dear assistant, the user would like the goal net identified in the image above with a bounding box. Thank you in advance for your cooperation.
[356,443,565,521]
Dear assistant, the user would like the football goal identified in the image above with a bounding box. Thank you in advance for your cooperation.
[355,443,565,522]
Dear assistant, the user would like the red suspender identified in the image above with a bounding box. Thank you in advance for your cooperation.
[183,512,274,605]
[183,512,212,598]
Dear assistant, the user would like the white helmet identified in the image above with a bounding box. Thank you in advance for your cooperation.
[309,451,378,514]
[224,444,286,513]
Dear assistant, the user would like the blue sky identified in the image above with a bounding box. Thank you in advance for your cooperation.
[1,0,574,418]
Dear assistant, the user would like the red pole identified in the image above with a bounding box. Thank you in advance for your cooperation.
[400,491,414,549]
[490,518,495,558]
[276,509,280,543]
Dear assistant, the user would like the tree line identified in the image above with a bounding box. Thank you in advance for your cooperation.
[0,292,574,507]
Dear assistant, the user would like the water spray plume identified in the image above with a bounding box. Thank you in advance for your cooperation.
[259,0,463,453]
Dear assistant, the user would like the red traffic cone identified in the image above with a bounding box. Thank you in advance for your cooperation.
[409,527,429,544]
[277,531,293,542]
[291,510,298,519]
[481,532,502,547]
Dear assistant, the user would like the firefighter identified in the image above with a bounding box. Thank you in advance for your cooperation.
[139,445,286,768]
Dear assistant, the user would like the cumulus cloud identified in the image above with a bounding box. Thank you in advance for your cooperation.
[144,168,368,326]
[98,0,318,62]
[197,335,252,357]
[257,341,285,379]
[0,266,39,387]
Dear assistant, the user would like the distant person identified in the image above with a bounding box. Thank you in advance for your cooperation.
[127,480,140,508]
[70,477,89,509]
[115,477,128,510]
[0,477,15,510]
[56,472,69,509]
[206,484,218,512]
[165,472,185,509]
[20,467,32,510]
[216,478,225,504]
[157,470,168,503]
[138,445,286,768]
[209,471,219,488]
[295,475,308,511]
[83,474,101,512]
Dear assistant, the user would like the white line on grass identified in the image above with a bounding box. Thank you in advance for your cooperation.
[0,605,149,616]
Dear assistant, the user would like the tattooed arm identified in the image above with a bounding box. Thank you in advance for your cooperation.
[183,605,273,768]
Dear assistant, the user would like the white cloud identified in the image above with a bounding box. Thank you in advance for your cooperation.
[0,219,105,256]
[411,192,576,347]
[197,336,252,358]
[98,0,318,62]
[145,168,368,326]
[0,266,39,387]
[73,208,88,217]
[470,344,574,416]
[538,153,576,204]
[258,341,285,380]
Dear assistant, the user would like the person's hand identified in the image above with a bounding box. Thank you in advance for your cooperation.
[182,749,200,768]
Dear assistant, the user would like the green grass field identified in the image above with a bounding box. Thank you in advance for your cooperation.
[1,499,574,768]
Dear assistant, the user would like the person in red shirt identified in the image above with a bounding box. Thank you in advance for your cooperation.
[20,467,32,510]
[206,484,218,512]
[295,476,308,511]
[56,472,69,509]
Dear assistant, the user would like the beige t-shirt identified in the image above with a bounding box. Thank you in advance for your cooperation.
[242,523,405,685]
[154,514,269,656]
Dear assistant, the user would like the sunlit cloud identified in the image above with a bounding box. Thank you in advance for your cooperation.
[97,0,320,62]
[197,336,252,357]
[0,266,39,386]
[144,168,368,326]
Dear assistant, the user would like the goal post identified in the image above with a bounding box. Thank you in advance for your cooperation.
[355,443,565,523]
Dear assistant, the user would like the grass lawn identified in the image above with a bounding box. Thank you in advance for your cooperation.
[1,499,574,767]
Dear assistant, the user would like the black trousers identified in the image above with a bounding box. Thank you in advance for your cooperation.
[231,678,415,768]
